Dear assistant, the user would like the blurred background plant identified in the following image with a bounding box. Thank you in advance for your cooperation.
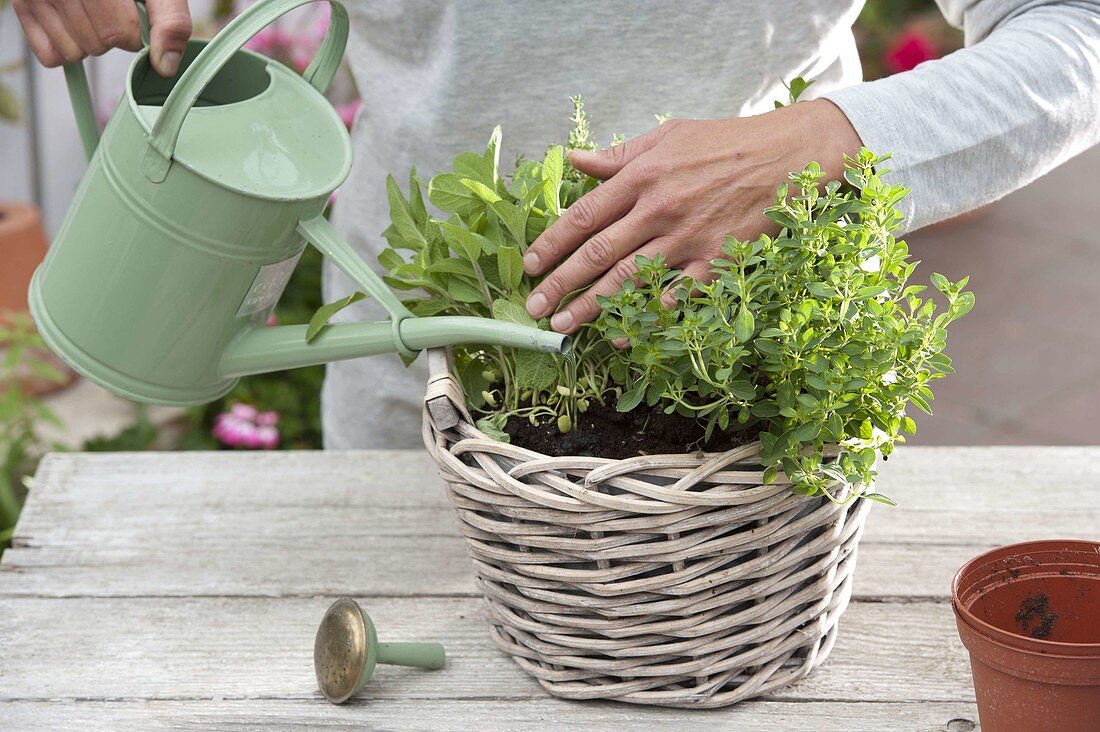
[0,313,64,553]
[855,0,962,79]
[0,0,23,124]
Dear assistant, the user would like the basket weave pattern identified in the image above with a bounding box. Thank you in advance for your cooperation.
[422,349,871,708]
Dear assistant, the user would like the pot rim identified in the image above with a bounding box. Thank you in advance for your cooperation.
[951,539,1100,655]
[0,201,41,234]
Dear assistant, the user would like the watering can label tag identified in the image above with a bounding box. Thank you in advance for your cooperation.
[236,252,303,317]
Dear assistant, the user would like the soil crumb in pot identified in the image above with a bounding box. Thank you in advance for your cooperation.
[1015,593,1058,639]
[504,401,759,459]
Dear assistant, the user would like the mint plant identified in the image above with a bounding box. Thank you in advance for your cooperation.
[377,98,622,439]
[343,97,972,501]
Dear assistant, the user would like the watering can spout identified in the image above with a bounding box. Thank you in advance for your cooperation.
[220,317,569,378]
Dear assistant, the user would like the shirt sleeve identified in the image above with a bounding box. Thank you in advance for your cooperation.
[823,0,1100,231]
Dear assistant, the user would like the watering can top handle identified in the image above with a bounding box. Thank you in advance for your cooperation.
[141,0,349,183]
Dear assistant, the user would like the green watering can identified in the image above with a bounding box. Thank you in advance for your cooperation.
[29,0,567,407]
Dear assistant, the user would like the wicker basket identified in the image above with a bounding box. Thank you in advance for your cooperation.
[422,348,871,708]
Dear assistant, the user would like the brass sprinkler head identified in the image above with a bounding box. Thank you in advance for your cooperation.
[314,597,446,704]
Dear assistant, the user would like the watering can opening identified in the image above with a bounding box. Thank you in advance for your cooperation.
[130,40,272,109]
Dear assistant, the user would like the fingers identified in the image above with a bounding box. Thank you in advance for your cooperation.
[146,0,193,76]
[567,121,675,180]
[19,0,82,65]
[13,0,63,66]
[83,0,144,52]
[15,0,145,67]
[544,238,674,335]
[523,176,637,278]
[526,210,660,324]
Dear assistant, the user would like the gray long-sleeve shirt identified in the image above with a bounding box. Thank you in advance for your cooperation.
[323,0,1100,450]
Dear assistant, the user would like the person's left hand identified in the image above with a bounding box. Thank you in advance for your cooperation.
[522,98,862,334]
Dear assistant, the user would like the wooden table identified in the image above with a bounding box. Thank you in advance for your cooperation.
[1,448,1096,730]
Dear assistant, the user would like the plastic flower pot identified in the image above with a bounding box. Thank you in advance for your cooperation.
[952,539,1100,731]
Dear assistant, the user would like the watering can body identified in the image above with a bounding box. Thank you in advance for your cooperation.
[30,0,565,407]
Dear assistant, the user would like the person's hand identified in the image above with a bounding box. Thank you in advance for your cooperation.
[523,99,863,334]
[14,0,192,77]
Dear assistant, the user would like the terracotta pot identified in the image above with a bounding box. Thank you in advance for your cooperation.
[952,540,1100,731]
[0,201,49,314]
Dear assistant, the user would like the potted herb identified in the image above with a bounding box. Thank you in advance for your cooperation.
[354,98,972,706]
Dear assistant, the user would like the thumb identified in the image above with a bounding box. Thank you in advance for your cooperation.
[567,122,672,180]
[145,0,192,77]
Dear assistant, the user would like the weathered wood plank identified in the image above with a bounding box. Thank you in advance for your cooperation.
[0,698,982,732]
[0,597,973,704]
[0,536,988,600]
[4,448,1091,726]
[2,449,1095,599]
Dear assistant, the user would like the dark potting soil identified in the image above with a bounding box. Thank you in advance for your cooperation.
[1015,593,1059,639]
[504,401,759,459]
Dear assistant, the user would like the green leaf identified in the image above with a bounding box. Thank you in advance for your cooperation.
[493,298,537,327]
[863,492,898,507]
[306,291,366,343]
[497,246,524,290]
[462,179,502,204]
[378,247,405,272]
[408,168,428,225]
[386,175,428,250]
[475,415,510,443]
[426,258,477,279]
[793,421,822,442]
[484,125,502,183]
[765,208,799,230]
[542,146,564,215]
[437,220,492,262]
[491,200,529,244]
[788,76,814,103]
[428,173,479,212]
[515,350,558,391]
[447,278,486,304]
[453,151,494,185]
[616,385,644,412]
[733,306,755,343]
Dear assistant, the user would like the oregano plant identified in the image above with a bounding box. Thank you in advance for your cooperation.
[594,150,973,501]
[317,94,972,502]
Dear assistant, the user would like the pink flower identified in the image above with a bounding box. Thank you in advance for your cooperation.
[231,403,258,421]
[256,411,279,427]
[884,29,938,74]
[213,403,281,449]
[308,3,331,45]
[335,99,361,130]
[265,311,279,327]
[245,26,291,54]
[290,48,314,73]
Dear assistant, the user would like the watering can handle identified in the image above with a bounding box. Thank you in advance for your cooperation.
[141,0,349,183]
[62,1,151,160]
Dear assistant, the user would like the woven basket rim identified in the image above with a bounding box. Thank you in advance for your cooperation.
[423,347,842,475]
